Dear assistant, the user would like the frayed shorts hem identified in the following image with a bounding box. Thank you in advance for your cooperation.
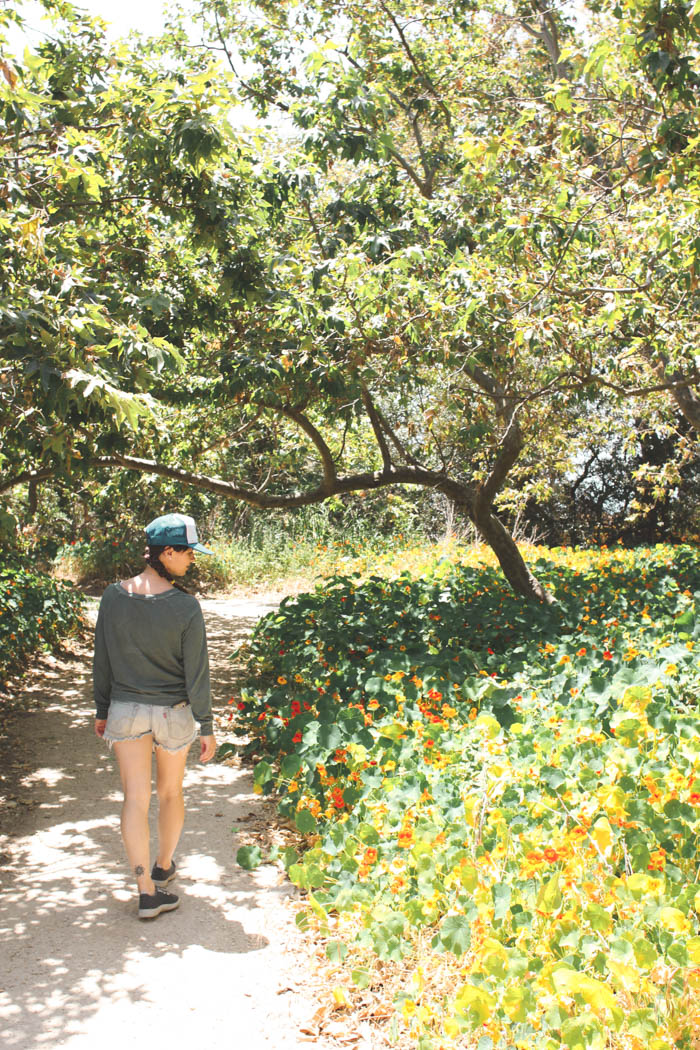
[103,729,197,754]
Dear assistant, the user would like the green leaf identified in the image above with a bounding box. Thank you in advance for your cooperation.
[454,983,496,1027]
[351,968,370,989]
[433,915,471,957]
[236,845,263,870]
[282,846,300,869]
[503,985,529,1023]
[318,723,343,750]
[326,940,348,963]
[295,808,318,834]
[281,753,303,778]
[357,822,380,844]
[553,85,573,113]
[253,760,274,787]
[216,741,237,759]
[537,873,562,914]
[561,1016,605,1050]
[288,862,326,890]
[492,882,511,922]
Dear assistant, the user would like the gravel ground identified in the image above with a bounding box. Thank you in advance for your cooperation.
[0,594,353,1050]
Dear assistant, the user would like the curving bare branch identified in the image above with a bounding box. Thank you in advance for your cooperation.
[360,384,392,474]
[276,404,338,491]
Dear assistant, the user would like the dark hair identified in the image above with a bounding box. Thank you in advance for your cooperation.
[144,544,190,592]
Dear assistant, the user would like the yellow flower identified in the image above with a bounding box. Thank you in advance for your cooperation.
[277,675,288,684]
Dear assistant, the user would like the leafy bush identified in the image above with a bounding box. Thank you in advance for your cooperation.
[54,536,144,585]
[227,544,700,1049]
[0,556,85,687]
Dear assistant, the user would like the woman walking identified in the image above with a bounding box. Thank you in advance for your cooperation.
[93,513,217,919]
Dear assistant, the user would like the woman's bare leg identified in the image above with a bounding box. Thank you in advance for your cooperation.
[154,744,190,870]
[113,735,155,894]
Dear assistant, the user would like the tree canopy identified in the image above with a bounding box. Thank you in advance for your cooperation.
[1,0,698,598]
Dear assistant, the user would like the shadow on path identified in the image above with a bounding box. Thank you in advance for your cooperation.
[0,595,334,1050]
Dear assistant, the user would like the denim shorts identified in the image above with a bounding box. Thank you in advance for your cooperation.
[103,700,197,753]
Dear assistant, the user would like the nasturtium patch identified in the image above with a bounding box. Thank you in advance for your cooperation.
[230,544,700,1047]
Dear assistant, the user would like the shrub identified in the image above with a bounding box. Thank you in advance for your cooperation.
[0,556,85,688]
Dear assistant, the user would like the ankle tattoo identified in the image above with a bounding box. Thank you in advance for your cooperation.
[134,864,145,877]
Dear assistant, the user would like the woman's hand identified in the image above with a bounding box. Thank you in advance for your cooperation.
[200,734,217,763]
[94,718,107,738]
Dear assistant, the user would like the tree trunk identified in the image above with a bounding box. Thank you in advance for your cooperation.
[639,346,700,435]
[439,477,553,604]
[473,505,555,604]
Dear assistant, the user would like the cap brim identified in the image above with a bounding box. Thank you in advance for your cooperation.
[191,543,214,555]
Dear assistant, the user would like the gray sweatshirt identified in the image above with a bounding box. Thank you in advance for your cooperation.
[93,583,213,735]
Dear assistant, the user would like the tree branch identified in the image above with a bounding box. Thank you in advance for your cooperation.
[378,136,433,197]
[636,350,700,434]
[1,452,470,508]
[300,198,327,257]
[378,0,453,128]
[517,1,565,78]
[0,467,56,496]
[212,10,290,114]
[475,412,524,518]
[275,405,338,492]
[333,46,433,196]
[516,192,609,311]
[370,402,424,468]
[360,384,392,474]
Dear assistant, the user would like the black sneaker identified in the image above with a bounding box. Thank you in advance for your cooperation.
[151,860,176,888]
[138,889,179,919]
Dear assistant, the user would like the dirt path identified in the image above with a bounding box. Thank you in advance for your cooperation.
[0,595,346,1050]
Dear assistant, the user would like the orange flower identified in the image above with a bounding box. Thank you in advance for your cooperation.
[647,848,666,872]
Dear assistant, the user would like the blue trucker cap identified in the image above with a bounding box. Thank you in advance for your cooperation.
[144,513,213,554]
